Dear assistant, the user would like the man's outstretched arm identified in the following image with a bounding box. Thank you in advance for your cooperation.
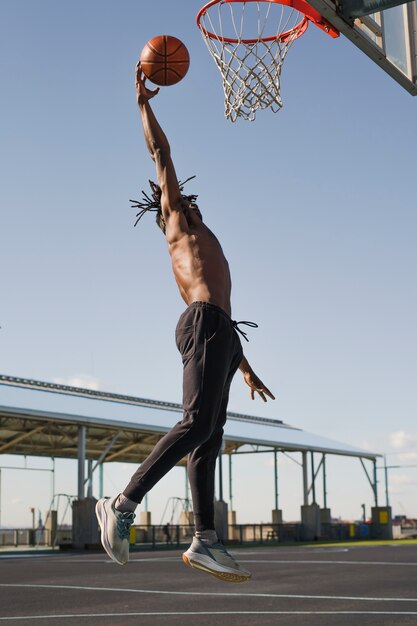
[239,356,275,402]
[135,63,182,217]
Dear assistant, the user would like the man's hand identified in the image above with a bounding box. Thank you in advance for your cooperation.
[136,62,159,105]
[239,356,275,402]
[242,370,275,402]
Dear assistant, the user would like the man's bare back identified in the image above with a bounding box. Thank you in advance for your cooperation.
[165,204,232,316]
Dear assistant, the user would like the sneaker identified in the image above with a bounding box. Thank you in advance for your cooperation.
[182,537,251,583]
[95,496,135,565]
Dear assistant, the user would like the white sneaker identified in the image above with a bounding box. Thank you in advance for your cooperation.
[183,537,251,583]
[95,496,135,565]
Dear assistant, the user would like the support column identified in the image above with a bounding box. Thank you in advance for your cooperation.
[300,450,320,539]
[184,467,190,510]
[320,453,331,534]
[77,426,86,500]
[272,448,283,525]
[228,453,238,539]
[274,449,279,510]
[87,459,93,498]
[45,510,58,547]
[229,454,233,511]
[310,452,316,503]
[384,455,389,507]
[218,446,224,501]
[214,500,228,542]
[73,425,100,548]
[373,459,378,507]
[99,463,104,499]
[302,451,308,505]
[215,441,227,541]
[51,458,55,504]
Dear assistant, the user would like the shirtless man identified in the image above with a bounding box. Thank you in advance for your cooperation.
[95,63,275,583]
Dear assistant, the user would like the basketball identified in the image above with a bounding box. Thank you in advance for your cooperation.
[140,35,190,87]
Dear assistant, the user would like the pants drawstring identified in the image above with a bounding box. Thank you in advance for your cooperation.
[231,320,258,342]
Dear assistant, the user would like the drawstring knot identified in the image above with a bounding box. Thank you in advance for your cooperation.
[232,320,258,342]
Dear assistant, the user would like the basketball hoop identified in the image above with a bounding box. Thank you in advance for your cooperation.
[197,0,339,121]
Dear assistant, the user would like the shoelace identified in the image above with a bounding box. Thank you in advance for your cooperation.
[231,320,258,342]
[209,542,237,564]
[116,512,135,540]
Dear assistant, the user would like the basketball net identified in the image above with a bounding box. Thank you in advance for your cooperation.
[197,0,309,122]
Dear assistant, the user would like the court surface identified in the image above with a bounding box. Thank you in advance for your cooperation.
[1,543,417,625]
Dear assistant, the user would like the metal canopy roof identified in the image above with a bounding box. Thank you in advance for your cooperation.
[0,375,380,464]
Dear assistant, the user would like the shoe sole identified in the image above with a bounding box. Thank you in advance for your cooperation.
[182,553,251,583]
[95,500,127,566]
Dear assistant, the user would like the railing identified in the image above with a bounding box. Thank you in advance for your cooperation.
[129,523,366,548]
[2,522,406,549]
[0,529,49,547]
[0,528,71,548]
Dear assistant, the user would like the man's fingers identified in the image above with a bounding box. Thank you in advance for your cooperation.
[256,386,275,402]
[264,388,276,400]
[250,388,255,400]
[135,62,144,84]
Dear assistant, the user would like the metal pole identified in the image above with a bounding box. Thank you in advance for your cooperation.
[87,459,93,498]
[322,454,327,509]
[310,452,316,503]
[0,469,2,528]
[185,466,190,509]
[51,458,55,505]
[77,425,86,500]
[302,451,308,505]
[99,463,104,498]
[384,455,389,507]
[229,454,233,511]
[218,449,224,501]
[373,459,378,507]
[274,449,279,510]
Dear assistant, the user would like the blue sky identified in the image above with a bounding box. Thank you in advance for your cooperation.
[1,0,416,528]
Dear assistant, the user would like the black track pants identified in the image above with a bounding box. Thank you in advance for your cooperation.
[123,301,243,531]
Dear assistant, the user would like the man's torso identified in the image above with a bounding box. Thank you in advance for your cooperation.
[165,209,232,315]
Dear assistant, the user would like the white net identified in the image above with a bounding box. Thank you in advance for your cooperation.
[198,0,308,122]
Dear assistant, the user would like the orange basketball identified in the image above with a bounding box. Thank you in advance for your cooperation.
[140,35,190,87]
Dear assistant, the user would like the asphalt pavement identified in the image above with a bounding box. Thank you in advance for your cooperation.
[1,543,417,625]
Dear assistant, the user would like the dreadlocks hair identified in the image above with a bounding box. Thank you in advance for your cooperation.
[130,176,199,235]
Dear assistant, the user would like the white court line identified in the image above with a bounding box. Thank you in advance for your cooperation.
[2,611,417,620]
[59,557,179,563]
[237,545,351,555]
[0,583,416,603]
[0,554,53,559]
[58,557,417,567]
[2,555,416,568]
[238,559,417,566]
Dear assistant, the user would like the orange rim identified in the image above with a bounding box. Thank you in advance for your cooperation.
[196,0,339,42]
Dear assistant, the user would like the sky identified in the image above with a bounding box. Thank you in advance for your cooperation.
[0,0,416,529]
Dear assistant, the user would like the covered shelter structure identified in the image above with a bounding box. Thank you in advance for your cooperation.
[0,374,388,544]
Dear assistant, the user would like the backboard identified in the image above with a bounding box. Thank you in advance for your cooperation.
[306,0,417,93]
